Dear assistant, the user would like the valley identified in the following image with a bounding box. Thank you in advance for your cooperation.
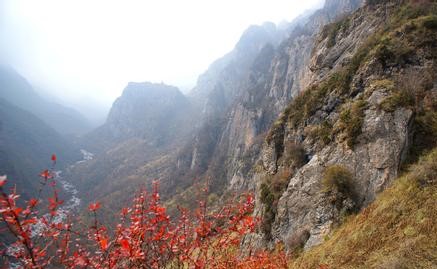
[1,0,437,268]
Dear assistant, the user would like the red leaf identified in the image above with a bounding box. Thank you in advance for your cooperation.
[39,170,53,180]
[121,207,129,216]
[88,202,101,211]
[120,239,130,252]
[23,218,38,225]
[28,198,39,207]
[13,207,23,215]
[99,237,108,250]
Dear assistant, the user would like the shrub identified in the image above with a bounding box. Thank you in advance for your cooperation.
[321,16,350,48]
[405,110,437,166]
[260,168,293,238]
[374,43,396,67]
[338,100,367,148]
[322,165,355,198]
[0,156,292,269]
[380,88,415,112]
[409,148,437,185]
[306,121,333,145]
[380,69,432,113]
[283,142,307,168]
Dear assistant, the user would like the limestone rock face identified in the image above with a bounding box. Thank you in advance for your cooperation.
[184,0,366,195]
[249,1,437,250]
[272,104,413,249]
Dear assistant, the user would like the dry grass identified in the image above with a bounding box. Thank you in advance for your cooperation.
[289,149,437,269]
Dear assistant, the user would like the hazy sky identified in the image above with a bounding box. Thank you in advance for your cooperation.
[0,0,324,110]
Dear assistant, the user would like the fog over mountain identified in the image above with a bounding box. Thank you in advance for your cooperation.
[0,0,323,121]
[3,0,437,267]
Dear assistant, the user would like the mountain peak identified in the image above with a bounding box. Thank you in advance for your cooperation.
[122,82,182,98]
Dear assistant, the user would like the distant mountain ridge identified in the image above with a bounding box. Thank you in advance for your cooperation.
[0,98,80,198]
[0,65,92,136]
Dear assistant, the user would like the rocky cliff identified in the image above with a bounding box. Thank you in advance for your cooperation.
[247,0,437,250]
[169,0,366,198]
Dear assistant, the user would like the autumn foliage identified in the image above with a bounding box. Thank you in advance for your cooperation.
[0,156,288,268]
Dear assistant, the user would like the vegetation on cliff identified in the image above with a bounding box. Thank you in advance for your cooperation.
[290,148,437,269]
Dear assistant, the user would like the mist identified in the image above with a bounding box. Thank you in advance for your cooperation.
[0,0,324,121]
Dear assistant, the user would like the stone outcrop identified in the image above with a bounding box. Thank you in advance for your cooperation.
[249,0,437,249]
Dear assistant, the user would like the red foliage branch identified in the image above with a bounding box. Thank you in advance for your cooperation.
[0,157,289,268]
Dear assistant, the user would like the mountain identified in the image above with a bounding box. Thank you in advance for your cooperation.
[0,66,92,136]
[85,82,194,151]
[67,1,437,264]
[0,98,80,199]
[67,82,196,213]
[171,0,366,196]
[189,21,286,120]
[245,0,437,249]
[67,0,367,214]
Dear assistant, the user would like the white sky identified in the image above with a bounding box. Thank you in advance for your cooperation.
[0,0,324,110]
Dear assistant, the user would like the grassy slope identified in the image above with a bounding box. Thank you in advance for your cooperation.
[290,149,437,269]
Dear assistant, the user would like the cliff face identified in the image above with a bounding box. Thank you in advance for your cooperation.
[248,0,437,249]
[189,22,283,120]
[185,0,366,194]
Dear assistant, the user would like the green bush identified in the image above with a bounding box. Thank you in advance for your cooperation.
[375,44,396,67]
[380,88,415,112]
[322,165,355,197]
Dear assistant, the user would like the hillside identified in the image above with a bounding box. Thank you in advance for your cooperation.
[290,148,437,268]
[0,98,80,199]
[245,0,437,250]
[0,66,92,136]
